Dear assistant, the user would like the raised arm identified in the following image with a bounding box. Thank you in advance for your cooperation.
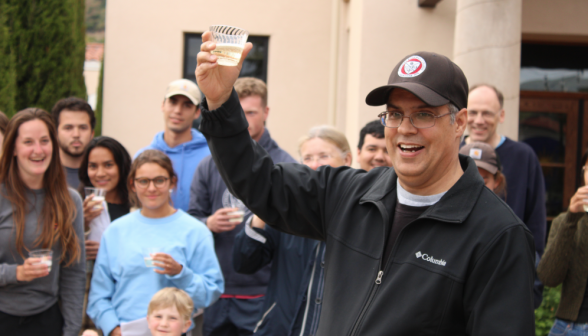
[196,32,357,240]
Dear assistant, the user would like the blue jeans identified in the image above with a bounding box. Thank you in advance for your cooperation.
[550,318,588,336]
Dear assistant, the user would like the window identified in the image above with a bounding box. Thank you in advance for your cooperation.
[183,33,269,83]
[520,43,588,93]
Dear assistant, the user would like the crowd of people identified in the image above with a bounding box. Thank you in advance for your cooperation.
[0,35,583,336]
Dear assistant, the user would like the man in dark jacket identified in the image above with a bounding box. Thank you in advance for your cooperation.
[188,77,296,336]
[195,33,536,335]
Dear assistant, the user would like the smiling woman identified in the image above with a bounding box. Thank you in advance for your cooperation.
[0,108,85,336]
[87,150,223,336]
[77,136,132,333]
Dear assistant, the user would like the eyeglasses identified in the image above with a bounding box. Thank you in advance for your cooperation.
[378,111,451,129]
[134,176,170,188]
[301,154,338,165]
[467,110,499,120]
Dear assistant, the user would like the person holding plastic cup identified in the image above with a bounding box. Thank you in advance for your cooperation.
[0,108,85,336]
[77,136,133,332]
[538,149,588,335]
[88,150,223,336]
[233,126,351,336]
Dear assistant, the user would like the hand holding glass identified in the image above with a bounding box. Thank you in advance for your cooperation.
[85,187,106,210]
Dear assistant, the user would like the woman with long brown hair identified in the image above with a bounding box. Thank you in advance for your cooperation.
[0,108,85,336]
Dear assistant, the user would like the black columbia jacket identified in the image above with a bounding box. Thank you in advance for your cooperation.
[200,90,536,336]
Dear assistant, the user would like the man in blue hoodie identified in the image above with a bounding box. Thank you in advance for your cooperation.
[188,77,296,336]
[135,79,210,212]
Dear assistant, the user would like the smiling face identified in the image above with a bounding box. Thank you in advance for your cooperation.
[131,162,175,211]
[240,95,269,142]
[385,89,466,192]
[357,134,392,171]
[57,110,94,159]
[88,147,119,195]
[14,119,53,187]
[300,137,351,170]
[466,86,505,144]
[147,306,191,336]
[162,95,200,134]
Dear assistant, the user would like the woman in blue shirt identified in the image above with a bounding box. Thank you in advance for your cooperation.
[88,150,223,336]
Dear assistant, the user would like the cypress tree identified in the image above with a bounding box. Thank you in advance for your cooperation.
[94,55,104,136]
[0,2,17,116]
[3,0,87,113]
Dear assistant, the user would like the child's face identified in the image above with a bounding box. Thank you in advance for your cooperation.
[147,306,191,336]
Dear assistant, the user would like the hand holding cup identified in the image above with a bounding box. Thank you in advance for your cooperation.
[17,250,52,282]
[569,186,588,213]
[196,30,253,110]
[152,253,183,276]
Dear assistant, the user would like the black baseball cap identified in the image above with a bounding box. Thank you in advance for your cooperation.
[365,51,469,110]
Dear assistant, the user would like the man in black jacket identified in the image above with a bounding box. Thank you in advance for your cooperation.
[195,32,536,335]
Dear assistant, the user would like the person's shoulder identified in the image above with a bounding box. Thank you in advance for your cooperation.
[500,137,536,157]
[472,186,527,231]
[176,210,210,233]
[67,187,83,207]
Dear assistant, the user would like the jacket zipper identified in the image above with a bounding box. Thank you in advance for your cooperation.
[348,200,388,336]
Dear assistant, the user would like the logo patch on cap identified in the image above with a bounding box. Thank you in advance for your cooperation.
[398,55,426,78]
[469,148,482,160]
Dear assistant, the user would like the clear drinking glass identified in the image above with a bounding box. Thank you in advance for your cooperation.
[209,25,249,66]
[85,187,107,210]
[143,247,160,267]
[30,249,53,272]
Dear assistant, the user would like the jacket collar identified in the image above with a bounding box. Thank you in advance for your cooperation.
[360,155,484,224]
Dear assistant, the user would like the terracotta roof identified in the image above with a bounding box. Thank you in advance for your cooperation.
[86,43,104,61]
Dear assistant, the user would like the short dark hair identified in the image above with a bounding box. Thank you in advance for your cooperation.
[469,84,504,108]
[51,97,96,130]
[78,136,132,208]
[358,120,385,150]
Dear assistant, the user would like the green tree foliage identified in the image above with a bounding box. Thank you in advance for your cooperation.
[535,285,561,336]
[94,55,104,136]
[0,0,87,117]
[85,0,105,33]
[0,2,17,116]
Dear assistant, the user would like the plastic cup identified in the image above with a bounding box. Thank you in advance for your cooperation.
[143,247,160,267]
[85,187,106,210]
[584,199,588,212]
[29,249,53,272]
[228,210,245,223]
[209,25,249,66]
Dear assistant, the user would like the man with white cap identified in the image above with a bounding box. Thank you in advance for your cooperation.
[135,79,209,211]
[195,31,535,335]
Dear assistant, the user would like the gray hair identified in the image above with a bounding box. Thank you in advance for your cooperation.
[448,103,459,124]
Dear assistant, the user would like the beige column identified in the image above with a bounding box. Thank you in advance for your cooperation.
[453,0,522,140]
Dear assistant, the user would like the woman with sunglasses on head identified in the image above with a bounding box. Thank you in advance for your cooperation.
[88,150,223,336]
[538,149,588,336]
[233,126,351,336]
[0,108,85,336]
[77,136,133,332]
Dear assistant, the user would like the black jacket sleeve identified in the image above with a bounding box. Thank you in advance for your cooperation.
[233,222,280,274]
[464,225,536,336]
[200,90,358,241]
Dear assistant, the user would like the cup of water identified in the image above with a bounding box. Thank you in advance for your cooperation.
[30,249,53,272]
[209,25,249,66]
[143,247,160,267]
[228,210,245,223]
[85,187,107,210]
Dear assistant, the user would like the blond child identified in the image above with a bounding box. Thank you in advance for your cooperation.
[147,288,193,336]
